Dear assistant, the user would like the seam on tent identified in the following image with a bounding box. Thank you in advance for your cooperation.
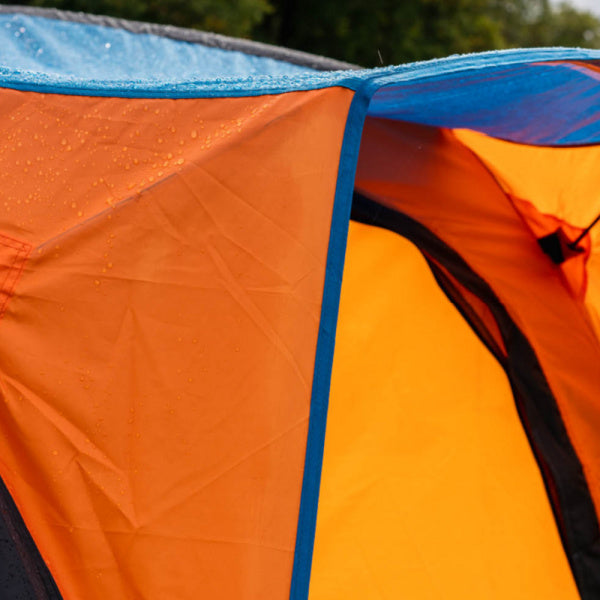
[425,256,507,364]
[1,48,600,99]
[288,79,379,600]
[0,234,31,319]
[351,192,600,600]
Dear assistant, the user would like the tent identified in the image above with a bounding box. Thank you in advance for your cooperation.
[0,5,599,599]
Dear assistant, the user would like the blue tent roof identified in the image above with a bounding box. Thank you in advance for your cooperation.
[0,13,318,80]
[1,8,600,145]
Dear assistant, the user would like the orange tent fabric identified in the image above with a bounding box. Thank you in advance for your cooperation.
[0,87,353,599]
[1,6,600,600]
[310,219,579,600]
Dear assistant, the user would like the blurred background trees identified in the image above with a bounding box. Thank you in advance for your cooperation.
[10,0,600,65]
[11,0,272,38]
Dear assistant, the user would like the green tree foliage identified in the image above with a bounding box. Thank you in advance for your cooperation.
[258,0,505,66]
[489,0,600,49]
[12,0,600,65]
[18,0,272,38]
[258,0,600,65]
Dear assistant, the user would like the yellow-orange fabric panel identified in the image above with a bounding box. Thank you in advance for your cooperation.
[453,128,600,337]
[309,220,579,599]
[453,128,600,229]
[355,118,600,530]
[0,86,353,599]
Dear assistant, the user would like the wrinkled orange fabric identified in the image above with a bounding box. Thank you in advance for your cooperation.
[0,86,353,599]
[310,220,578,599]
[355,116,600,531]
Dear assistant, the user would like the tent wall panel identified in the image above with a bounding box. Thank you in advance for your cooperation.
[354,117,600,596]
[309,220,579,599]
[0,86,353,600]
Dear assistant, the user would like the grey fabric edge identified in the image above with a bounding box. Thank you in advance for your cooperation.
[0,4,360,71]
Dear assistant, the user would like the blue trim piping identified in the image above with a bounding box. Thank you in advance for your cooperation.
[288,77,380,600]
[0,47,599,98]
